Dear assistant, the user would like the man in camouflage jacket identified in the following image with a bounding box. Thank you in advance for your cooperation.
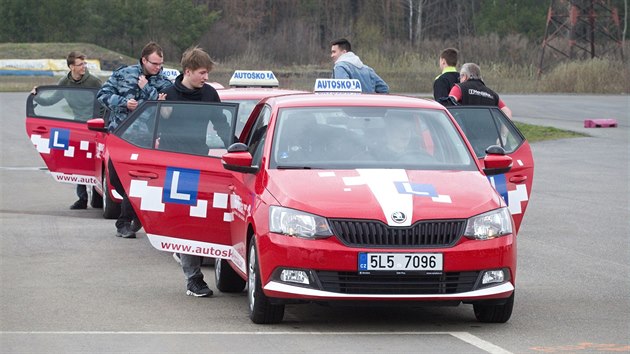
[97,41,172,131]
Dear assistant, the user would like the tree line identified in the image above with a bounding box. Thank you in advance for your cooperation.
[0,0,626,68]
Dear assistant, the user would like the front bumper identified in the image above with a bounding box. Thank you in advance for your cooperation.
[256,232,516,302]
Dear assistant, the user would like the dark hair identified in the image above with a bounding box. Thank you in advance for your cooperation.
[141,41,163,59]
[440,48,458,67]
[330,38,351,52]
[181,46,214,71]
[66,51,86,67]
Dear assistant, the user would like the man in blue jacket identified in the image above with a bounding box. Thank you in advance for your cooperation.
[97,41,172,238]
[330,38,389,94]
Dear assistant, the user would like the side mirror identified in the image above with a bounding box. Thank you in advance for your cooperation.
[483,145,512,175]
[222,143,258,174]
[87,118,107,132]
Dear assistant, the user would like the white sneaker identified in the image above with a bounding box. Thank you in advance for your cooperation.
[173,253,182,265]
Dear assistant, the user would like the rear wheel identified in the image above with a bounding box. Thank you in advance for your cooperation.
[215,258,246,293]
[102,173,120,219]
[90,186,103,208]
[473,292,514,323]
[248,241,284,324]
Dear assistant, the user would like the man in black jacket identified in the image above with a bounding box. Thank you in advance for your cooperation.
[433,48,459,104]
[160,46,226,298]
[448,62,512,118]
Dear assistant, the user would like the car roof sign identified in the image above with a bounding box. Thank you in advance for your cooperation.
[314,78,362,93]
[162,68,180,82]
[229,70,279,87]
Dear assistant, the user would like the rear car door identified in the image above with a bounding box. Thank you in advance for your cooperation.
[106,101,240,260]
[25,86,102,185]
[448,106,534,233]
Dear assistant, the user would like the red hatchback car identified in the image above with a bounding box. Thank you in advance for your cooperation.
[97,88,533,324]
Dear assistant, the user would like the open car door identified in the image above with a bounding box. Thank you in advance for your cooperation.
[448,106,534,233]
[106,100,241,262]
[25,86,102,185]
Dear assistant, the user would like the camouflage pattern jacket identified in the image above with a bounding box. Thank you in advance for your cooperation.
[97,61,172,131]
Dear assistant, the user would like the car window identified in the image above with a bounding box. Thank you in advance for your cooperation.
[29,87,102,122]
[449,107,523,157]
[270,107,475,170]
[116,101,238,157]
[490,109,524,153]
[222,99,259,137]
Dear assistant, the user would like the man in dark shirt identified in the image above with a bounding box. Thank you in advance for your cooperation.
[448,62,512,118]
[433,48,459,104]
[160,46,227,298]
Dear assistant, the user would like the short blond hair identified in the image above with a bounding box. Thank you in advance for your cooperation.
[181,46,214,72]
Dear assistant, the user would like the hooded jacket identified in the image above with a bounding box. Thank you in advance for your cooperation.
[97,60,172,131]
[333,52,389,94]
[158,74,230,154]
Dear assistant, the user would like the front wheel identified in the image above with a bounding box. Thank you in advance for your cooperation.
[248,241,284,324]
[473,292,514,323]
[215,258,246,293]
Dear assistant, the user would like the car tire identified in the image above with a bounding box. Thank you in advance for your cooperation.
[102,173,120,219]
[90,186,103,208]
[473,292,514,323]
[248,241,284,324]
[215,258,246,293]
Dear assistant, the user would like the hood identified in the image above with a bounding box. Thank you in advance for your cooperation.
[66,68,92,84]
[336,52,365,69]
[265,169,502,226]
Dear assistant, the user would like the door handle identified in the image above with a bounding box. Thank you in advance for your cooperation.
[509,175,527,184]
[33,126,48,134]
[129,170,158,179]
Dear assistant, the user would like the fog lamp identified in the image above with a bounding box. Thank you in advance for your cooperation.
[482,270,505,285]
[280,269,310,285]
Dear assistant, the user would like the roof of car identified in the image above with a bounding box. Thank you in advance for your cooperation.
[260,93,444,109]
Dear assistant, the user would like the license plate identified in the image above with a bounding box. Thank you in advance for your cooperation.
[358,253,443,273]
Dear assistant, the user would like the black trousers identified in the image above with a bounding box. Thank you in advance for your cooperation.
[107,159,137,229]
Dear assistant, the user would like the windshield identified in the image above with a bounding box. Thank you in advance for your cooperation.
[270,107,475,170]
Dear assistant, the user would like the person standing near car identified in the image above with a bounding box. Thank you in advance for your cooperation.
[31,51,102,210]
[330,38,389,94]
[159,46,224,297]
[448,62,513,119]
[97,41,171,238]
[433,48,459,104]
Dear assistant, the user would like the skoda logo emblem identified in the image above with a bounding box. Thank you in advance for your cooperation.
[391,211,406,223]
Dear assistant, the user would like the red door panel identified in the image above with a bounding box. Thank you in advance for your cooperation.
[25,86,101,185]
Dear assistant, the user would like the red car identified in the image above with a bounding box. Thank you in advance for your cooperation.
[100,83,533,324]
[25,80,533,324]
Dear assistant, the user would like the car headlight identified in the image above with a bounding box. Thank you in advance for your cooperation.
[464,207,513,240]
[269,206,333,239]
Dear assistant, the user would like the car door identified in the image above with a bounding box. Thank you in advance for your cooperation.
[106,100,241,260]
[448,106,534,233]
[25,86,102,185]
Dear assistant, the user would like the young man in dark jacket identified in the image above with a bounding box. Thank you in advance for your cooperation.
[433,48,459,104]
[31,51,102,210]
[160,46,226,297]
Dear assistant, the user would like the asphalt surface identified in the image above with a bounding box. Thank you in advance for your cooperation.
[1,92,628,353]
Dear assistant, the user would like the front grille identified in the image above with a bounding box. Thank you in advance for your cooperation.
[329,219,465,247]
[315,271,479,295]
